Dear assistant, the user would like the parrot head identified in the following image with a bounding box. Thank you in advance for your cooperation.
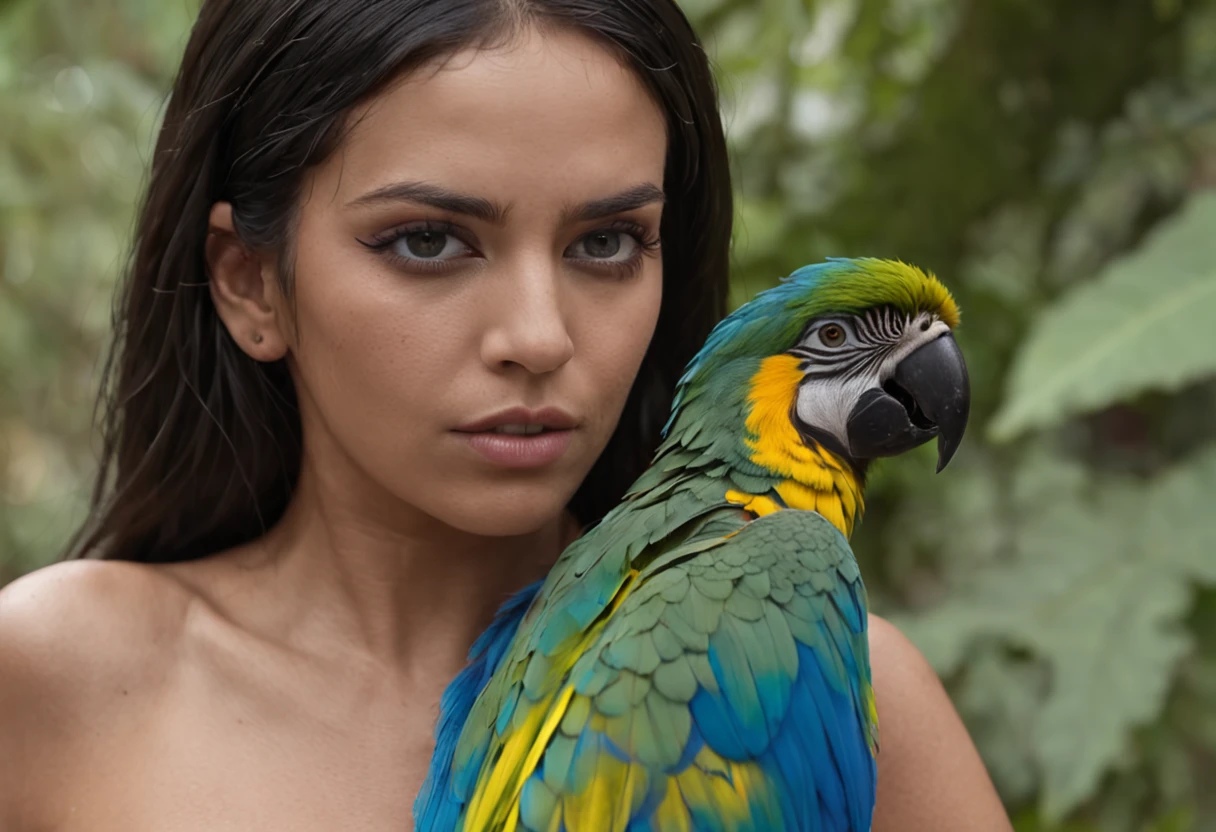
[666,257,971,476]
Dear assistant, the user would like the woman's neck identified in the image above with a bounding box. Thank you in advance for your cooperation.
[211,456,576,677]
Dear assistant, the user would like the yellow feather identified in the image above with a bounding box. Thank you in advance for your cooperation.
[725,489,783,517]
[653,778,692,832]
[560,750,648,832]
[499,685,576,832]
[468,700,548,830]
[464,572,641,831]
[864,681,880,755]
[774,480,818,512]
[814,492,847,534]
[667,746,769,832]
[525,692,776,832]
[731,354,864,539]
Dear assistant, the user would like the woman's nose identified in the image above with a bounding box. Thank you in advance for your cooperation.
[479,260,575,375]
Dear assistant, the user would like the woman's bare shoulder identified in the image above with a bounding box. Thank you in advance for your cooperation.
[0,559,194,720]
[0,560,199,822]
[867,613,1014,831]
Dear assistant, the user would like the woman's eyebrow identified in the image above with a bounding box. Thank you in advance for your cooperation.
[564,183,665,223]
[346,180,665,226]
[346,180,506,223]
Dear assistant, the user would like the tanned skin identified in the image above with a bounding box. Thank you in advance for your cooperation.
[0,25,1012,832]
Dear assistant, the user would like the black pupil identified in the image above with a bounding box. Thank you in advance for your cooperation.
[585,232,620,258]
[406,231,447,258]
[825,327,842,343]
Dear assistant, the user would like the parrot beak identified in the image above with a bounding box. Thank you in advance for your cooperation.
[845,333,971,472]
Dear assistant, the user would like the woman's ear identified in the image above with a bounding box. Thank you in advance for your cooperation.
[205,202,290,361]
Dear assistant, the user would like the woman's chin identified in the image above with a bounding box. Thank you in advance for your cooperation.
[450,509,568,538]
[421,485,578,539]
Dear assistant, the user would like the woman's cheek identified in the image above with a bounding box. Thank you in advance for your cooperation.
[589,273,662,426]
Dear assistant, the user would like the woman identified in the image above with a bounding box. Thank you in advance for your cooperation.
[0,0,1011,829]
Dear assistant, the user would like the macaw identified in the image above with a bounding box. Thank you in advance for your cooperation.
[414,258,970,832]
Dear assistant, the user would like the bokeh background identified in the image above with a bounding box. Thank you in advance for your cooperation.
[2,0,1215,828]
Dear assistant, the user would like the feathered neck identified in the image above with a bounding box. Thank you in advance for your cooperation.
[656,353,865,539]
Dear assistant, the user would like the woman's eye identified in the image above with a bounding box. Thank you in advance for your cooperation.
[392,230,471,261]
[819,324,846,347]
[568,230,639,262]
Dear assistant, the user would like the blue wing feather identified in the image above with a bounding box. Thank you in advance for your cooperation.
[758,640,875,832]
[413,580,542,830]
[681,620,874,832]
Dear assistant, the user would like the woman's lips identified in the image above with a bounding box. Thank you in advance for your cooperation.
[455,405,577,433]
[459,429,574,468]
[454,405,579,468]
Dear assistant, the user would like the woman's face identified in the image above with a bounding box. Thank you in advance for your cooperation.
[281,26,666,536]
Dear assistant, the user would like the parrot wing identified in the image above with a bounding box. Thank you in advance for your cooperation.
[415,579,544,831]
[458,506,878,832]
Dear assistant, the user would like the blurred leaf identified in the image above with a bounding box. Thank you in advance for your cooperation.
[990,192,1216,440]
[1144,806,1196,832]
[956,647,1047,805]
[1010,808,1100,832]
[1031,556,1190,822]
[1143,445,1216,584]
[900,446,1216,821]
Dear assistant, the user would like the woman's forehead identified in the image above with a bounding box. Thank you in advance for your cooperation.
[316,26,667,212]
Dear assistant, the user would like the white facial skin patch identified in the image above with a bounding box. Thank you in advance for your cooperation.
[793,311,951,453]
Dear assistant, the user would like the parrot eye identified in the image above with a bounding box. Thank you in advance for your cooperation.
[818,324,846,347]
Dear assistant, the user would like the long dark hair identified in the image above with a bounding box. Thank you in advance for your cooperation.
[67,0,732,563]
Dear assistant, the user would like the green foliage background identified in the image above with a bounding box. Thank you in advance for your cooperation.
[2,0,1215,828]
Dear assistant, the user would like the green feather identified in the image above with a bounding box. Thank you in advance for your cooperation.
[649,623,684,662]
[519,775,557,832]
[651,654,698,702]
[559,692,591,737]
[603,632,662,676]
[644,689,691,768]
[691,573,733,601]
[723,589,765,622]
[678,586,723,634]
[542,732,576,791]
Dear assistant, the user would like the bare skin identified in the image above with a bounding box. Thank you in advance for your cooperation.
[0,25,1013,832]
